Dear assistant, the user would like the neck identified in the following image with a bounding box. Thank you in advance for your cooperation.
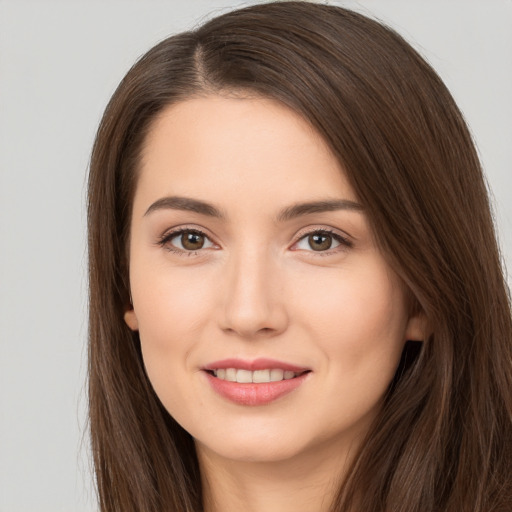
[197,436,357,512]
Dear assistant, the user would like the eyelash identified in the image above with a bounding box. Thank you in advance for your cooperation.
[157,227,353,256]
[292,228,353,255]
[157,227,214,256]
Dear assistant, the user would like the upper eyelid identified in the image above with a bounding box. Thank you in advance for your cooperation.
[157,227,218,255]
[159,225,215,242]
[157,224,353,248]
[293,225,353,243]
[289,227,354,255]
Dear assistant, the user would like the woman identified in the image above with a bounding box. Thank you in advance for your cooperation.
[87,2,512,511]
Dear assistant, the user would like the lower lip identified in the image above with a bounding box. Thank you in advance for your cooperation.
[204,371,309,406]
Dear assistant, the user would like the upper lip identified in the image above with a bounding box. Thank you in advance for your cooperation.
[202,358,310,373]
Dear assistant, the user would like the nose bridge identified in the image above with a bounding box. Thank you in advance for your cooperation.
[220,239,287,337]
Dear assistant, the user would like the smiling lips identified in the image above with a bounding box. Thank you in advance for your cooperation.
[214,368,302,382]
[203,358,311,406]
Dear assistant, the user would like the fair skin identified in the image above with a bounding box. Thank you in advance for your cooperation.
[124,95,424,512]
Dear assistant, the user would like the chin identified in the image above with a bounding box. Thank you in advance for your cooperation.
[192,418,330,465]
[199,437,307,464]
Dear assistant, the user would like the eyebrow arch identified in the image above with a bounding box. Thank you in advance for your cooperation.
[277,199,364,222]
[144,196,225,218]
[144,196,363,221]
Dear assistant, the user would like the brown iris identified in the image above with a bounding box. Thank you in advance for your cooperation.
[181,231,205,250]
[308,233,333,251]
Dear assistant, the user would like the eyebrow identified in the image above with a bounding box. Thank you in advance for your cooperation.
[144,196,225,218]
[144,196,364,220]
[276,199,364,222]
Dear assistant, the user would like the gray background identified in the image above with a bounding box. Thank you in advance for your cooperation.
[1,1,510,510]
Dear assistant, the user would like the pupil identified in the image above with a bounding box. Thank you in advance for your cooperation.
[309,233,331,251]
[182,232,204,250]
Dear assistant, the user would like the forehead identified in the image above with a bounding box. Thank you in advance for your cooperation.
[135,95,357,215]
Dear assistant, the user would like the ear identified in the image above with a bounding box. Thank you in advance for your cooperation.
[404,310,427,342]
[124,308,139,331]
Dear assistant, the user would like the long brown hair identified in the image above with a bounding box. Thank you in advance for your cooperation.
[87,2,512,510]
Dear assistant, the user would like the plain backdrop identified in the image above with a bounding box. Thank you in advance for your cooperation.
[0,1,511,510]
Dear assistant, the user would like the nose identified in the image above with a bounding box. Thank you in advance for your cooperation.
[218,248,289,339]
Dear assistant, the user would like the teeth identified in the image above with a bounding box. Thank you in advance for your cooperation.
[253,369,270,383]
[236,369,252,383]
[211,368,302,383]
[270,369,284,381]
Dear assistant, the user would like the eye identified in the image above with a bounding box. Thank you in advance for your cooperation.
[159,228,216,253]
[293,229,351,252]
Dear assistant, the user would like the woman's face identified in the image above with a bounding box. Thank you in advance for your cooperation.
[125,95,423,465]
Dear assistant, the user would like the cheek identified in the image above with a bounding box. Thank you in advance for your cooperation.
[294,261,408,372]
[130,265,221,418]
[130,264,217,373]
[287,262,408,436]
